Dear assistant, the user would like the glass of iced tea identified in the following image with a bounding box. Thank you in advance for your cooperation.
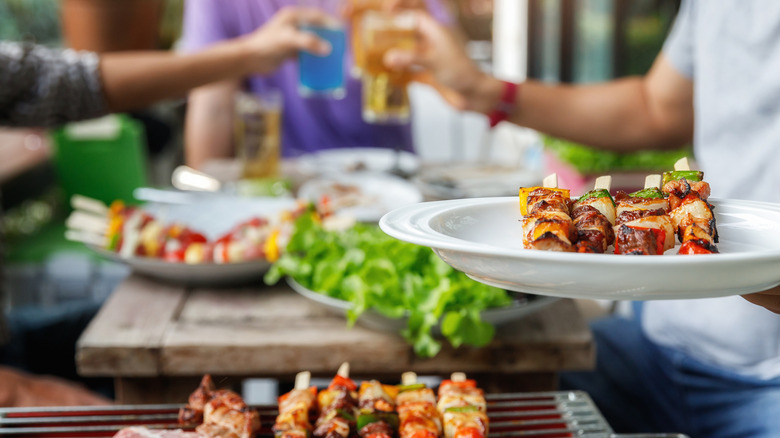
[360,10,417,124]
[234,90,282,179]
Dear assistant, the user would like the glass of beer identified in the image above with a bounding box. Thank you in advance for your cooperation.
[360,10,417,124]
[234,90,282,180]
[298,0,347,99]
[349,0,383,77]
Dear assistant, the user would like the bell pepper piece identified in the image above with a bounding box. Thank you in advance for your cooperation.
[662,170,703,186]
[519,187,570,215]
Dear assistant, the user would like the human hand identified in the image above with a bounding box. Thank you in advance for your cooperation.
[0,366,112,407]
[742,285,780,314]
[240,7,333,75]
[383,12,503,113]
[343,0,429,19]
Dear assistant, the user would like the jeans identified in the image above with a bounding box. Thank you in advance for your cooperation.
[559,310,780,438]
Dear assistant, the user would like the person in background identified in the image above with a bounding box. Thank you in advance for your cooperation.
[180,0,455,170]
[0,6,329,407]
[383,2,780,437]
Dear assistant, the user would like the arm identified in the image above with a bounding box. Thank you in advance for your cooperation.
[0,366,111,407]
[742,287,780,314]
[386,13,694,153]
[184,80,239,170]
[0,7,329,128]
[101,7,330,113]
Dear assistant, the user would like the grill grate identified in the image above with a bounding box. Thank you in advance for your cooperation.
[0,391,614,438]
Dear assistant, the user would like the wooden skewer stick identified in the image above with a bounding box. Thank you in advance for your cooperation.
[401,371,417,386]
[294,371,311,391]
[593,175,612,191]
[644,174,662,190]
[71,194,109,216]
[542,173,558,188]
[673,157,691,171]
[450,372,466,382]
[64,229,107,247]
[66,211,109,234]
[336,362,350,378]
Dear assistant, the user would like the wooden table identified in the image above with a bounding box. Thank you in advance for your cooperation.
[76,275,594,404]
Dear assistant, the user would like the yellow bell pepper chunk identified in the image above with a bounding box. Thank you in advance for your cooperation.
[264,228,281,263]
[518,187,570,216]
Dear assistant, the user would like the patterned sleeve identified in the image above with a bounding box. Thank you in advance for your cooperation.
[662,0,695,79]
[0,42,108,128]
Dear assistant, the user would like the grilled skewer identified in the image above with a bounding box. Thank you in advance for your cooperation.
[613,175,675,255]
[519,174,577,252]
[356,379,399,438]
[662,157,719,254]
[571,176,616,253]
[177,374,261,438]
[313,363,359,438]
[274,372,318,438]
[436,373,488,438]
[396,372,442,438]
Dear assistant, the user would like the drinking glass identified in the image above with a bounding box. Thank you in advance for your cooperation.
[298,0,347,99]
[360,10,417,124]
[348,0,383,77]
[234,90,282,179]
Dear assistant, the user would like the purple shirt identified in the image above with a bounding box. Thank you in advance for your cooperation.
[181,0,452,157]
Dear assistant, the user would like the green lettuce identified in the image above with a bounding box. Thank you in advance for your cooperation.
[264,209,513,357]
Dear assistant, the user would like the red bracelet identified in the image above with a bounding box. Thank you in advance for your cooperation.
[487,81,519,128]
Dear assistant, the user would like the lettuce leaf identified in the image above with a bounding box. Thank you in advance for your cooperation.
[265,208,513,357]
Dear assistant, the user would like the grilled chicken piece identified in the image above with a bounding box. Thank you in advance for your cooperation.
[178,375,260,438]
[522,211,577,252]
[614,191,674,255]
[572,205,615,253]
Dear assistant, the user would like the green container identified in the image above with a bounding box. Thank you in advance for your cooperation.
[51,114,148,207]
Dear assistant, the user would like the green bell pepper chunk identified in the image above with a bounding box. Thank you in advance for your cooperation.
[577,189,615,207]
[629,187,665,199]
[397,383,426,393]
[662,170,704,186]
[445,405,480,413]
[357,413,399,430]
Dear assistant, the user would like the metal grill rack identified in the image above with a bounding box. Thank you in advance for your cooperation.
[0,391,615,438]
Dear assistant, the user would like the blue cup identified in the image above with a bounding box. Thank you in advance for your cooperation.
[298,24,347,99]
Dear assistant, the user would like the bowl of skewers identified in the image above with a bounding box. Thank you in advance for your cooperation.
[66,194,303,286]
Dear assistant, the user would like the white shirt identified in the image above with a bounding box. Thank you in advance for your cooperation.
[642,0,780,380]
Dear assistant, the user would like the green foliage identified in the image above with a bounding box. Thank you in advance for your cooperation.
[0,0,61,45]
[265,209,513,358]
[543,135,692,175]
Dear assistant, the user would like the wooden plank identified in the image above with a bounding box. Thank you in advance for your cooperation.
[162,288,592,377]
[409,299,594,374]
[162,286,411,375]
[76,275,187,377]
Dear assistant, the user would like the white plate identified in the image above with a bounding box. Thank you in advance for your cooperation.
[90,196,298,286]
[379,197,780,300]
[298,172,423,222]
[296,147,421,177]
[415,163,542,200]
[92,246,270,287]
[286,277,558,333]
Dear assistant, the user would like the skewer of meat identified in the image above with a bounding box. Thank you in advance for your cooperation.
[571,176,616,253]
[396,372,443,438]
[274,371,318,438]
[662,157,719,254]
[613,175,675,255]
[314,362,359,438]
[436,373,488,438]
[178,374,261,438]
[356,379,399,438]
[519,173,578,252]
